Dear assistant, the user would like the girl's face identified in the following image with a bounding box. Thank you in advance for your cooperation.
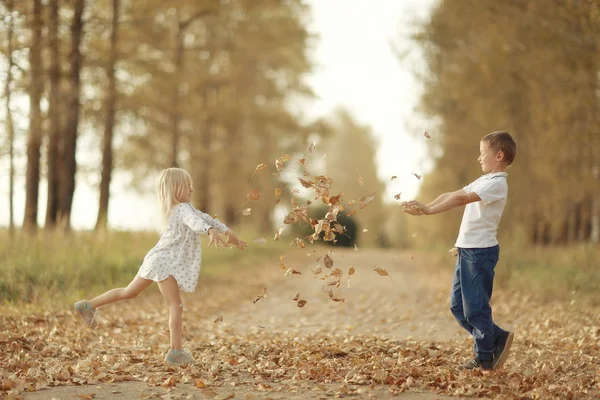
[478,141,504,173]
[180,179,193,203]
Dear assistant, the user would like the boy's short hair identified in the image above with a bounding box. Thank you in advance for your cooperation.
[482,131,516,165]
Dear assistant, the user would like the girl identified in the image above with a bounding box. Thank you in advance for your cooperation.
[74,168,247,366]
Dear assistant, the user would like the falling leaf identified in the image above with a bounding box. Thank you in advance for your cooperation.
[394,192,402,200]
[273,227,284,241]
[298,177,313,188]
[241,208,252,216]
[412,232,418,238]
[247,188,261,200]
[424,131,431,138]
[275,158,284,172]
[292,293,299,301]
[412,173,422,180]
[347,210,357,217]
[294,238,305,249]
[195,379,206,388]
[373,267,394,282]
[357,175,364,186]
[253,237,267,245]
[324,254,334,269]
[297,157,305,165]
[311,265,322,275]
[252,163,267,177]
[214,316,223,323]
[391,175,397,180]
[253,288,267,304]
[297,300,307,308]
[362,228,368,232]
[354,244,358,251]
[449,247,458,257]
[285,268,302,276]
[358,193,376,209]
[348,266,355,276]
[280,154,291,162]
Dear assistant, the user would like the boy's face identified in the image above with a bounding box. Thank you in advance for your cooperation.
[478,141,504,173]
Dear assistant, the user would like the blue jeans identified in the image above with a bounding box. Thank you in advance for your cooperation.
[450,245,507,361]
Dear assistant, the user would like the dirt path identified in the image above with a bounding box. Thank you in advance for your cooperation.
[3,249,598,399]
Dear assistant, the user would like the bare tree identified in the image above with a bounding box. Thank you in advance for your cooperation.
[23,0,44,233]
[58,0,85,231]
[96,0,120,231]
[3,0,16,236]
[45,0,62,229]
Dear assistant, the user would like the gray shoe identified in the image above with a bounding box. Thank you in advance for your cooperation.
[164,348,195,367]
[74,300,98,328]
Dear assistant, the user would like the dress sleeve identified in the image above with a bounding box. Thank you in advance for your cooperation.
[193,209,229,234]
[175,204,212,233]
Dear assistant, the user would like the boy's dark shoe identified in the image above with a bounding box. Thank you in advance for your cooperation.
[493,331,515,370]
[458,357,493,370]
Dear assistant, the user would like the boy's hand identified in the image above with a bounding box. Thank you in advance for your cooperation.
[225,231,248,250]
[208,228,227,248]
[401,200,430,215]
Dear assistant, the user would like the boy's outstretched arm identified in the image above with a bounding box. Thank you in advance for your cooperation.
[425,189,466,208]
[403,190,481,216]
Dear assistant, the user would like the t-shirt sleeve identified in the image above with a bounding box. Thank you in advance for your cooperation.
[194,209,229,234]
[471,179,507,205]
[176,204,212,233]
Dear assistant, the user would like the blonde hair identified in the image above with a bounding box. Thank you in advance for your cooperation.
[157,168,192,224]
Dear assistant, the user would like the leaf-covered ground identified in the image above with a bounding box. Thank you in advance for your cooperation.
[2,249,599,400]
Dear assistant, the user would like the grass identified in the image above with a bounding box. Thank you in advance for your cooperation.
[0,228,287,306]
[423,241,600,303]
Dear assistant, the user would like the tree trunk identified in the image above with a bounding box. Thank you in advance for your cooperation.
[45,0,61,229]
[23,0,44,233]
[4,0,16,236]
[58,0,85,231]
[170,19,184,168]
[96,0,120,232]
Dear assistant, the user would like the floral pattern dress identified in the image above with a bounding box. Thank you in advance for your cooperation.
[137,203,229,292]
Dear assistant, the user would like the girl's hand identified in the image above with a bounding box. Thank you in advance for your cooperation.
[226,231,248,250]
[208,228,227,248]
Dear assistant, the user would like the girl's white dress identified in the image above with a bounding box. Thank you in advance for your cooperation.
[137,203,229,292]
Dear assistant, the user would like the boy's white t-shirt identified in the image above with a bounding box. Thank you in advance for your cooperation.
[455,172,508,248]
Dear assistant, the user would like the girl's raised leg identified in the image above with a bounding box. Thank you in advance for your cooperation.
[87,275,153,309]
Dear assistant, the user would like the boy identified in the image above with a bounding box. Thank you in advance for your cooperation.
[401,131,516,370]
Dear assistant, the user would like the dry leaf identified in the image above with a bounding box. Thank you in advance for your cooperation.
[373,267,394,282]
[449,247,458,257]
[424,131,431,138]
[394,193,402,200]
[308,141,316,153]
[252,237,267,245]
[252,163,267,177]
[391,175,397,180]
[214,316,223,323]
[297,157,305,165]
[298,177,313,188]
[242,208,252,216]
[162,376,177,388]
[292,293,299,301]
[195,379,206,388]
[324,254,334,269]
[412,173,422,180]
[362,229,368,232]
[311,265,322,275]
[357,175,364,186]
[285,268,302,276]
[247,188,261,200]
[358,193,376,209]
[354,244,358,251]
[75,395,96,400]
[253,288,267,303]
[273,227,284,241]
[348,266,355,276]
[297,300,307,308]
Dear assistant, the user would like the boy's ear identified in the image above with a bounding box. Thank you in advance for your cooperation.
[496,151,505,162]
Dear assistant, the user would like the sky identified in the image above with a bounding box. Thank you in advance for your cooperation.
[0,0,438,231]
